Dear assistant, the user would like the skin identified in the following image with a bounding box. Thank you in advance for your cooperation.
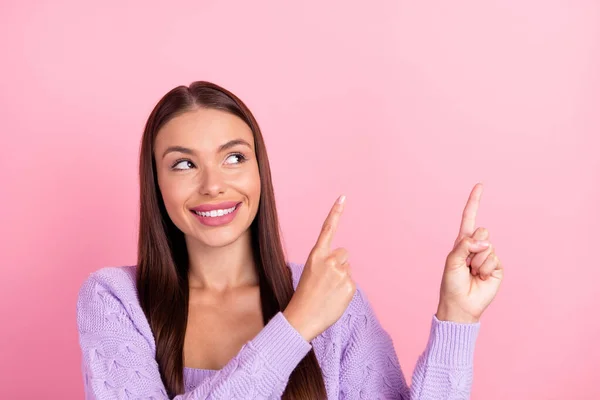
[436,183,504,323]
[154,107,264,369]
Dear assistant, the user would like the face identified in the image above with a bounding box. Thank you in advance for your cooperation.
[154,107,261,248]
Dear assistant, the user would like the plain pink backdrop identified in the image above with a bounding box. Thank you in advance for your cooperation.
[1,1,598,399]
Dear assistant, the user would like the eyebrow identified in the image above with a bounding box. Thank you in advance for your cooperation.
[161,139,252,159]
[218,139,252,153]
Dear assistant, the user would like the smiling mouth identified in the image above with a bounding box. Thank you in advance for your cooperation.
[190,202,241,218]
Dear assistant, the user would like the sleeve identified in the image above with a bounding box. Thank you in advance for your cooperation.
[339,287,480,400]
[76,273,311,400]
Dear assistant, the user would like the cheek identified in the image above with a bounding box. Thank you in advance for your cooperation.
[232,166,261,211]
[157,173,194,219]
[247,166,261,203]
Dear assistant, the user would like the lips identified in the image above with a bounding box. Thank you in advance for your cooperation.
[189,201,243,227]
[190,201,241,213]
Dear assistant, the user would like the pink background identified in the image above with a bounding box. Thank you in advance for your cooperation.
[1,1,599,399]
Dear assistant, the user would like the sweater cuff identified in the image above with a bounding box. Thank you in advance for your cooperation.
[250,312,312,379]
[423,314,480,366]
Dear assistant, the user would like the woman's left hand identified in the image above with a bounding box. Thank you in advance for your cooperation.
[436,183,504,323]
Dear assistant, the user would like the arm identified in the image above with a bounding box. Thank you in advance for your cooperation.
[339,287,480,399]
[77,272,311,399]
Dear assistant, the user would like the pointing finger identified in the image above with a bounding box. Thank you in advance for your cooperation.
[315,195,346,250]
[457,183,483,241]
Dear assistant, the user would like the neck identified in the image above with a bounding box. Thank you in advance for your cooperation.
[185,230,259,291]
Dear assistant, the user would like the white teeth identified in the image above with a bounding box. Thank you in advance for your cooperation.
[194,205,237,218]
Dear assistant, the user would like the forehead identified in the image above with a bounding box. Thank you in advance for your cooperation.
[155,107,254,150]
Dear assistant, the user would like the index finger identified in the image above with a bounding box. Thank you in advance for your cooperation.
[315,195,346,250]
[458,183,483,240]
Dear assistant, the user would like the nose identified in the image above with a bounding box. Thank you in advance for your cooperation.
[198,165,225,197]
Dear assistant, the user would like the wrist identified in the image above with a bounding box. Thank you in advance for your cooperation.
[283,308,314,342]
[436,303,480,324]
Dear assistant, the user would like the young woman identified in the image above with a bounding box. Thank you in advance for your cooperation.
[76,81,503,399]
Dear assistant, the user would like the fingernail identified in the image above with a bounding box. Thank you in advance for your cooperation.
[337,195,346,205]
[476,240,490,247]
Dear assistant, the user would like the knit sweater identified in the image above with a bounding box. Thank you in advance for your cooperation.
[76,262,480,399]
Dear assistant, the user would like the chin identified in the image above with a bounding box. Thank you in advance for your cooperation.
[202,232,244,248]
[187,225,250,249]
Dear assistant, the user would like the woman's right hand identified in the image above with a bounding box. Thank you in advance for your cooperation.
[283,195,356,342]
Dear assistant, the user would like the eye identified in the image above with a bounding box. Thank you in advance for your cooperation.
[171,159,195,170]
[224,153,247,165]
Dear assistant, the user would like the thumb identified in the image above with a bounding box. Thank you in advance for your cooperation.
[447,237,490,268]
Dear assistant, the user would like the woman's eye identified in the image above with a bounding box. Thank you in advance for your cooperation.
[224,153,246,165]
[172,160,194,170]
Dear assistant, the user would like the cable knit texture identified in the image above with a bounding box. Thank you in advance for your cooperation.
[76,262,480,399]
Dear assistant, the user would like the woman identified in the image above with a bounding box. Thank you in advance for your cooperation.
[76,81,503,399]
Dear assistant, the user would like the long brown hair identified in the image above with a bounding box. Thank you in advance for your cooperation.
[136,81,327,398]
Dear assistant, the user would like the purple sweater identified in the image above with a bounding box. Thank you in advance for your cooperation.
[76,263,480,399]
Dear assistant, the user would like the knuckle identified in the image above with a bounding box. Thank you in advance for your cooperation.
[342,279,356,297]
[325,256,338,269]
[339,263,350,276]
[345,264,352,279]
[321,222,333,235]
[493,253,501,266]
[485,255,498,270]
[348,280,357,295]
[460,237,473,247]
[479,268,491,279]
[337,248,349,261]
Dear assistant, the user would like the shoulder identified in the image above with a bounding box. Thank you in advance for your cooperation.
[76,265,144,334]
[77,265,138,305]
